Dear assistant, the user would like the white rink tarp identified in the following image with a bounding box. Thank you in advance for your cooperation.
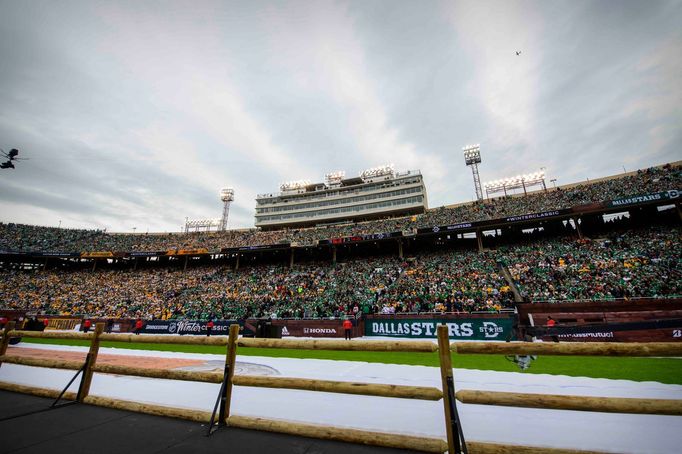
[1,342,681,454]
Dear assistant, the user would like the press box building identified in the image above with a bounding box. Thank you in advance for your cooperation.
[255,166,428,230]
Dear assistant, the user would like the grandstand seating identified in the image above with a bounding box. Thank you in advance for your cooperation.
[1,226,679,318]
[0,163,679,253]
[502,226,681,301]
[0,163,680,319]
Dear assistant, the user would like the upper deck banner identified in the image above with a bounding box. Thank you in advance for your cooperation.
[501,209,564,224]
[80,251,114,258]
[166,248,209,256]
[31,252,81,258]
[417,209,571,235]
[129,251,166,257]
[417,222,474,235]
[221,244,290,253]
[608,190,679,208]
[319,231,402,245]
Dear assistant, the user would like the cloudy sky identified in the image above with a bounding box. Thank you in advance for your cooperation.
[0,0,680,232]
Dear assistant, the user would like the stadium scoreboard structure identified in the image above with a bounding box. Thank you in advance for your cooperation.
[254,165,428,230]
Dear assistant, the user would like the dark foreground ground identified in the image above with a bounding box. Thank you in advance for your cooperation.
[0,390,419,454]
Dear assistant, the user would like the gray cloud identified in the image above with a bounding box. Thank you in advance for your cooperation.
[1,0,680,231]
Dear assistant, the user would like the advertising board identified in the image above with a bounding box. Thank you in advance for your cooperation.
[365,318,514,340]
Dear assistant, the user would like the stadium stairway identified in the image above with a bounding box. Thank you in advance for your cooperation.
[497,262,524,303]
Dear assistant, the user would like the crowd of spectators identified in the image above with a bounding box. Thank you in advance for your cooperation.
[503,226,681,301]
[1,163,679,253]
[1,225,679,319]
[0,257,406,319]
[376,251,514,313]
[0,223,104,253]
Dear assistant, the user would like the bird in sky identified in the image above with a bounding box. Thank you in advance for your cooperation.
[516,51,522,56]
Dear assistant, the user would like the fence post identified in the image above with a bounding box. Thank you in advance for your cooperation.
[78,322,104,402]
[222,324,240,424]
[0,321,17,369]
[437,325,465,454]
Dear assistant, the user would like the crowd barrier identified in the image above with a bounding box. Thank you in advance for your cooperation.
[1,321,681,453]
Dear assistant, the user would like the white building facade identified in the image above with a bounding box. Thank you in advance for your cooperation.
[255,168,428,230]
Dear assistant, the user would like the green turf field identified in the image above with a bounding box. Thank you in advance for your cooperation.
[19,337,682,385]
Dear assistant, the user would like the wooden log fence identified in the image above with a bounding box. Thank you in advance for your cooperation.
[232,375,443,400]
[0,323,680,453]
[79,322,104,402]
[221,324,240,424]
[0,380,78,401]
[455,390,682,416]
[0,322,17,369]
[99,333,229,346]
[452,341,682,357]
[0,355,82,371]
[463,442,605,454]
[437,325,464,453]
[84,395,213,423]
[236,336,438,352]
[91,363,223,384]
[9,329,94,341]
[227,415,449,453]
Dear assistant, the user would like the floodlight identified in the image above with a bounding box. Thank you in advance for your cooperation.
[220,187,235,202]
[325,170,345,180]
[325,170,346,185]
[462,144,483,200]
[462,144,481,165]
[280,180,311,191]
[483,168,547,198]
[185,218,221,232]
[361,164,394,179]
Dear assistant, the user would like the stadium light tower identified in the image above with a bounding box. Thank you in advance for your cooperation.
[463,144,483,201]
[219,188,234,231]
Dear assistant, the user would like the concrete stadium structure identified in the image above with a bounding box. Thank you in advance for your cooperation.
[255,166,427,230]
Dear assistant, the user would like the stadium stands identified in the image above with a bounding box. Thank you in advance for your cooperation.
[503,226,681,301]
[0,257,405,319]
[0,163,680,319]
[0,225,679,318]
[0,163,679,253]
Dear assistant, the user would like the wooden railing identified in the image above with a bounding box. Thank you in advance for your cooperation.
[1,321,681,453]
[449,341,682,419]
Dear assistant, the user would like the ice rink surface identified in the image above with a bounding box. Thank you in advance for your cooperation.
[2,341,681,453]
